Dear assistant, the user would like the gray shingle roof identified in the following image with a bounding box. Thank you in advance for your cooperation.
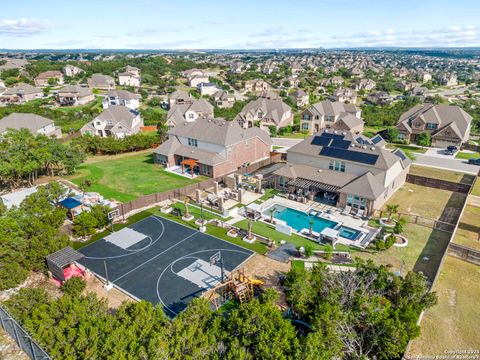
[0,113,54,133]
[106,89,141,100]
[3,83,41,96]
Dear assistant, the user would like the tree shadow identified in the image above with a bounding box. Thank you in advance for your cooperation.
[412,191,466,282]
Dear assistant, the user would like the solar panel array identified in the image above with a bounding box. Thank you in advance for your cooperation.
[371,135,384,145]
[320,147,379,165]
[393,148,407,161]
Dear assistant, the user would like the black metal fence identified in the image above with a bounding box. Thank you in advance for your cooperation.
[0,305,51,360]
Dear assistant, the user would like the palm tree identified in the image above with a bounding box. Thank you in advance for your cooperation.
[309,218,315,238]
[247,218,253,239]
[386,204,400,222]
[269,208,277,223]
[184,197,190,218]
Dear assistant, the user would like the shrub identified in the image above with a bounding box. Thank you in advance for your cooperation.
[61,277,86,296]
[385,234,396,249]
[304,244,314,258]
[323,244,333,260]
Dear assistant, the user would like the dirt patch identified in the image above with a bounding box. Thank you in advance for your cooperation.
[241,254,291,306]
[0,272,61,302]
[0,328,29,360]
[83,273,133,310]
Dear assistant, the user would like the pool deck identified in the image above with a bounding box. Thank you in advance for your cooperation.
[259,196,375,248]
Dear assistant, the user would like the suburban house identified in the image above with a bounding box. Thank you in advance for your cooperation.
[188,73,209,87]
[87,74,116,90]
[438,73,457,87]
[166,98,214,128]
[291,62,303,75]
[354,79,376,91]
[272,129,411,216]
[103,89,141,110]
[290,89,309,107]
[168,90,194,108]
[0,83,42,103]
[63,65,84,77]
[396,104,472,147]
[212,90,235,108]
[262,61,278,74]
[366,91,393,105]
[235,91,293,132]
[330,88,357,104]
[417,70,432,82]
[118,66,141,87]
[34,71,64,87]
[182,69,205,78]
[244,79,270,93]
[57,85,95,106]
[80,106,143,138]
[347,67,364,77]
[281,76,300,89]
[153,117,272,178]
[300,101,363,134]
[395,80,413,92]
[0,113,62,138]
[197,82,220,96]
[320,76,344,87]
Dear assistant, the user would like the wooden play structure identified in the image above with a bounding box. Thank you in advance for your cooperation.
[207,268,264,309]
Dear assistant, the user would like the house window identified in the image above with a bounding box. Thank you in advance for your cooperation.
[329,160,345,172]
[303,114,311,121]
[257,110,263,118]
[279,176,287,188]
[397,133,405,140]
[346,194,367,210]
[302,123,309,130]
[188,138,198,147]
[202,164,210,175]
[325,115,334,122]
[426,123,437,130]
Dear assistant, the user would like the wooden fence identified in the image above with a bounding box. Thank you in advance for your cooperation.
[448,243,480,266]
[461,142,480,153]
[236,152,284,175]
[406,174,472,193]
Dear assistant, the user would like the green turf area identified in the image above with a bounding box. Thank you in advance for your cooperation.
[409,165,474,184]
[277,132,308,139]
[291,260,305,270]
[362,126,385,138]
[272,146,283,150]
[455,151,480,160]
[69,152,207,202]
[254,189,280,204]
[233,219,349,252]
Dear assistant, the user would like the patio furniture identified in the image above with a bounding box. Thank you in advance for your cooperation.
[342,205,351,215]
[354,209,365,219]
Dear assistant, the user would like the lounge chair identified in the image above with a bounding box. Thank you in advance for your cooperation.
[342,206,351,215]
[354,209,365,219]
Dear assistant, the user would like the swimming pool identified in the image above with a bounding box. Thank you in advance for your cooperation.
[264,205,337,234]
[337,226,362,241]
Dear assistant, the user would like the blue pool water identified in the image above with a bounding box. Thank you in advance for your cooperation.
[337,226,361,240]
[266,205,337,233]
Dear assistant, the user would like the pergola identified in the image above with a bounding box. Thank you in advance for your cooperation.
[287,178,340,193]
[46,247,84,282]
[181,158,198,177]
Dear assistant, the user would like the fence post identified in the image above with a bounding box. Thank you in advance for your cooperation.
[11,318,21,346]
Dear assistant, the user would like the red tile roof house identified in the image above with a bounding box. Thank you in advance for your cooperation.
[153,118,272,178]
[34,70,64,87]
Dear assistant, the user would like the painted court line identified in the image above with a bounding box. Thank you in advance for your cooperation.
[112,231,200,283]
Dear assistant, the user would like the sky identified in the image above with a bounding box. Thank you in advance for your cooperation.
[1,0,480,50]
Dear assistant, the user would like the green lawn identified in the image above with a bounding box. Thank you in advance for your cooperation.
[291,260,305,270]
[277,132,308,139]
[233,219,350,252]
[362,126,385,138]
[254,189,280,204]
[407,256,480,356]
[69,152,207,202]
[453,205,480,250]
[455,151,480,160]
[409,165,474,184]
[386,143,427,154]
[472,180,480,196]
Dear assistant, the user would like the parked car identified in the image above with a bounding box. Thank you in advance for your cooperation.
[444,146,458,155]
[467,158,480,165]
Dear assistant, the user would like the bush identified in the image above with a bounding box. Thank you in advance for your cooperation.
[61,277,86,296]
[375,238,386,251]
[417,132,432,147]
[323,244,333,260]
[385,234,396,249]
[304,244,314,258]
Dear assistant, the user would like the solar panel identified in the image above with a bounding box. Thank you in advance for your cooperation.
[330,139,352,149]
[371,135,384,145]
[393,148,407,161]
[355,136,371,145]
[311,136,332,146]
[319,132,344,140]
[320,147,379,165]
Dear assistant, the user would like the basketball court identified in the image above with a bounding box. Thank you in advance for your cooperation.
[78,215,254,317]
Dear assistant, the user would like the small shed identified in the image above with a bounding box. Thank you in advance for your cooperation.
[246,202,263,220]
[46,247,84,283]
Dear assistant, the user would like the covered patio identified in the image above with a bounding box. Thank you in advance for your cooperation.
[286,177,340,206]
[180,158,199,178]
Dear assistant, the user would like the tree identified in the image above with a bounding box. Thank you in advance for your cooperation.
[73,211,98,237]
[417,132,432,147]
[79,179,92,195]
[386,204,400,222]
[61,277,86,296]
[385,127,399,142]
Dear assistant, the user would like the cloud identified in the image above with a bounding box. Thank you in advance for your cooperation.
[0,17,48,36]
